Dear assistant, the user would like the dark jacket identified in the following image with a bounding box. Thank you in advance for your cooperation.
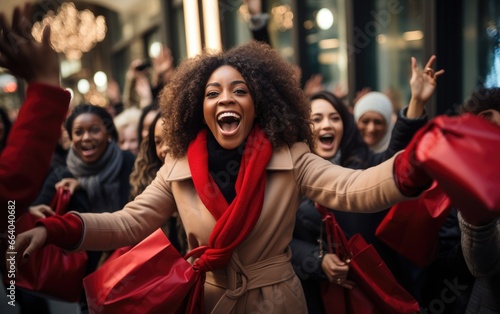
[32,150,135,213]
[32,149,135,274]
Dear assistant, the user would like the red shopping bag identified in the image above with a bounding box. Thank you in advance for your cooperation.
[321,270,383,314]
[375,181,452,267]
[13,187,88,302]
[83,228,207,314]
[318,205,420,314]
[416,114,500,214]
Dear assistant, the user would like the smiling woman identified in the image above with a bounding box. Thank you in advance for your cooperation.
[354,91,394,153]
[28,104,136,309]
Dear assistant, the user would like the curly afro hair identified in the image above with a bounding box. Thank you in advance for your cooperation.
[159,40,313,158]
[458,87,500,115]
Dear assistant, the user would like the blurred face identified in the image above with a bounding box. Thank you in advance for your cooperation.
[154,118,169,161]
[71,113,109,163]
[203,65,255,149]
[118,124,139,155]
[141,110,159,139]
[311,99,344,159]
[357,112,387,147]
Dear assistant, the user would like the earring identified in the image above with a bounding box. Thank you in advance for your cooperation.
[108,138,112,143]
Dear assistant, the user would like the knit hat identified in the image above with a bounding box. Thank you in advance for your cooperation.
[353,91,394,153]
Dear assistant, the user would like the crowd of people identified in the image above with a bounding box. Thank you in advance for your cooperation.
[1,1,499,314]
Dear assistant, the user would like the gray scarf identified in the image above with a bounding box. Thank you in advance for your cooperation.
[66,141,124,212]
[328,150,342,165]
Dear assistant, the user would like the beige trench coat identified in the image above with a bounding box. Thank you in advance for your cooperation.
[74,142,408,313]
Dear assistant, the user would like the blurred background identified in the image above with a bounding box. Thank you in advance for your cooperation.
[1,0,498,120]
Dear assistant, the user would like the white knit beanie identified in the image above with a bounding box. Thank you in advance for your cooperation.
[353,91,394,153]
[353,91,393,125]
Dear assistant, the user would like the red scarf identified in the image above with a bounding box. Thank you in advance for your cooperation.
[184,126,272,313]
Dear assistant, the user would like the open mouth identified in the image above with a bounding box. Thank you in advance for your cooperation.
[319,134,334,146]
[80,144,98,156]
[217,111,241,134]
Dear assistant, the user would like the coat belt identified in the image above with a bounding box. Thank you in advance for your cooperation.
[206,249,295,313]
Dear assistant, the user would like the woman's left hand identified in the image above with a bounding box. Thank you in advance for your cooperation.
[55,178,79,194]
[152,45,175,85]
[321,253,355,289]
[410,56,445,103]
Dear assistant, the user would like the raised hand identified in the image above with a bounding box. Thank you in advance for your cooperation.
[303,74,325,97]
[152,45,175,85]
[407,55,445,118]
[0,3,60,86]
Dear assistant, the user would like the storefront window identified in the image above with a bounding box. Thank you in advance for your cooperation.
[300,0,348,91]
[373,0,424,110]
[463,0,500,99]
[482,1,500,88]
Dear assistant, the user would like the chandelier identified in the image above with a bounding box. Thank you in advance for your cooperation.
[32,2,107,60]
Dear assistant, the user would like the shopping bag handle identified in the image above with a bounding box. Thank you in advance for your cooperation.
[316,203,353,262]
[184,245,209,260]
[50,187,72,216]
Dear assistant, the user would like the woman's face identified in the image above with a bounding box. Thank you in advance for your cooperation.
[71,113,109,163]
[203,65,255,149]
[118,124,139,155]
[357,112,387,147]
[311,99,344,159]
[154,118,169,161]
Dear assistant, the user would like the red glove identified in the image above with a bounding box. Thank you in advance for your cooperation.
[394,125,433,196]
[36,213,83,249]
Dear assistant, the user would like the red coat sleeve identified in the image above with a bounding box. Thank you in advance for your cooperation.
[1,83,70,232]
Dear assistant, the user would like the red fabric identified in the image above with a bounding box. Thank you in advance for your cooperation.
[375,181,452,267]
[37,213,83,250]
[317,205,420,314]
[322,283,383,314]
[393,124,433,196]
[0,83,70,232]
[8,187,88,302]
[83,229,202,314]
[186,126,272,312]
[416,114,500,224]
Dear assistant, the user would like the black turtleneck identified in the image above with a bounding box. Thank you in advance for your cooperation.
[207,132,244,203]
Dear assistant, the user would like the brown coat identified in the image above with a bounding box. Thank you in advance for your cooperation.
[74,142,408,313]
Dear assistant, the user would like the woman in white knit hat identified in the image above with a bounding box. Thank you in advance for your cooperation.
[354,91,395,153]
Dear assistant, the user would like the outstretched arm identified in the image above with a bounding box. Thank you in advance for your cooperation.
[0,3,70,230]
[12,164,176,266]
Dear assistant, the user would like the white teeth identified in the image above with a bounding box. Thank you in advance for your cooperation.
[217,112,241,121]
[320,134,333,139]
